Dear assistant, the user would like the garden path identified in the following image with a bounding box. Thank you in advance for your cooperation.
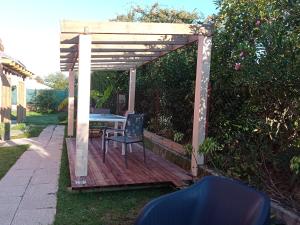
[0,125,64,225]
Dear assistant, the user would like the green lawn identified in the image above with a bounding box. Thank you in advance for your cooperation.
[24,111,66,125]
[54,130,172,225]
[11,123,46,139]
[0,145,30,179]
[10,111,67,139]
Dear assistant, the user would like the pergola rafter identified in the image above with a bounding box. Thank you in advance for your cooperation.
[60,20,213,182]
[60,20,211,71]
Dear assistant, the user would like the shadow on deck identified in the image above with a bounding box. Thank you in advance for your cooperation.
[66,137,193,190]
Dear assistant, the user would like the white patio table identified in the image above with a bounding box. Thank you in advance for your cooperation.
[89,113,126,123]
[89,113,127,153]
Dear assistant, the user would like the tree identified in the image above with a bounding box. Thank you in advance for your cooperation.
[111,3,201,23]
[33,90,57,113]
[44,72,68,90]
[206,0,300,208]
[34,75,44,84]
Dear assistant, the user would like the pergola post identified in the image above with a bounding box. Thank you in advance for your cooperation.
[17,80,26,123]
[67,69,75,136]
[191,35,212,177]
[75,33,92,183]
[0,63,2,123]
[128,67,136,113]
[0,71,11,140]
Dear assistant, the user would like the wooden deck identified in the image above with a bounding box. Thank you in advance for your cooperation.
[66,138,192,190]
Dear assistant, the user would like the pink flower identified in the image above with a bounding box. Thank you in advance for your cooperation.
[235,63,241,71]
[239,51,245,57]
[255,20,261,26]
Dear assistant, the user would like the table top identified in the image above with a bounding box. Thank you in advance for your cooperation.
[89,114,126,122]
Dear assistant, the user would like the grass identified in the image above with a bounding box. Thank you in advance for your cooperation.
[54,129,173,225]
[24,111,66,125]
[0,145,30,179]
[10,111,67,139]
[11,124,46,139]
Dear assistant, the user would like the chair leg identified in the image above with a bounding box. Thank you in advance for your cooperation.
[101,133,104,151]
[103,139,106,163]
[143,141,146,163]
[125,143,128,169]
[105,132,109,153]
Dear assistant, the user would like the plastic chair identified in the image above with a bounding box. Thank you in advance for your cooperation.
[103,113,145,168]
[135,176,270,225]
[102,111,133,153]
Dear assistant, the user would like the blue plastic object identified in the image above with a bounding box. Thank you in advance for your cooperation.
[135,176,270,225]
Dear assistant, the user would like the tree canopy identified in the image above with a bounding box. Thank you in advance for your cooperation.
[44,72,68,90]
[111,3,201,23]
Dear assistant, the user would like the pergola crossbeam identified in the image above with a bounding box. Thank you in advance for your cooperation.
[61,57,156,64]
[71,64,140,70]
[60,52,162,58]
[61,33,198,45]
[61,20,210,35]
[61,45,183,53]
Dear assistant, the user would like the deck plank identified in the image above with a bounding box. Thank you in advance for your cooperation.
[66,137,192,190]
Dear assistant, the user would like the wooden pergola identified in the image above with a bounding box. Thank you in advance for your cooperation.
[60,20,213,182]
[0,52,32,139]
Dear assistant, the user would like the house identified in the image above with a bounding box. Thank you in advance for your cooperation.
[0,39,34,139]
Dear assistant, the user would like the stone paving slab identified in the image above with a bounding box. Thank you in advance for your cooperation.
[0,203,20,225]
[0,137,39,147]
[0,186,26,198]
[31,168,59,185]
[11,209,56,225]
[0,125,64,225]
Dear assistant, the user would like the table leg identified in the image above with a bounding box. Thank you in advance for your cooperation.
[113,122,118,148]
[121,121,126,155]
[122,144,125,155]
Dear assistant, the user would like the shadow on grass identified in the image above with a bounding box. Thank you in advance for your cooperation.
[0,145,30,179]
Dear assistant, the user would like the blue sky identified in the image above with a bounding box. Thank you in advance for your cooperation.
[0,0,217,76]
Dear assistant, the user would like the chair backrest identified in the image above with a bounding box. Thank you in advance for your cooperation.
[191,176,270,225]
[134,176,270,225]
[124,113,144,138]
[122,111,134,130]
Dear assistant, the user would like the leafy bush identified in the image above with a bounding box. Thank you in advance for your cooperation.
[198,138,223,168]
[58,98,68,112]
[0,123,4,140]
[206,0,300,208]
[184,143,193,156]
[57,112,67,122]
[90,85,113,108]
[198,138,222,154]
[11,123,26,131]
[173,132,184,143]
[290,156,300,175]
[33,90,58,113]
